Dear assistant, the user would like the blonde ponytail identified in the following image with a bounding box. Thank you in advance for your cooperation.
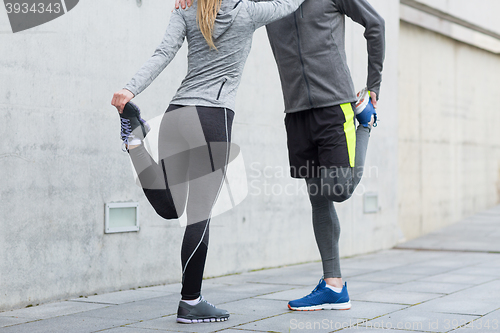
[197,0,222,49]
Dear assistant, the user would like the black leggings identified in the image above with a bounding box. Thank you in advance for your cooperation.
[128,104,234,299]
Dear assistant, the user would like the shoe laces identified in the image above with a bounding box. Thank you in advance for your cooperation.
[370,114,378,128]
[120,118,132,140]
[303,285,322,299]
[120,118,132,152]
[200,297,216,308]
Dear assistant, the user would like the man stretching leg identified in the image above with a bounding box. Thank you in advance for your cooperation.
[176,0,385,311]
[265,0,385,311]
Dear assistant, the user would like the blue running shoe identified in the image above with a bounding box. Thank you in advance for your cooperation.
[288,279,351,311]
[355,87,377,128]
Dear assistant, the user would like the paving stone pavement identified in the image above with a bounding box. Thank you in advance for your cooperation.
[1,205,499,333]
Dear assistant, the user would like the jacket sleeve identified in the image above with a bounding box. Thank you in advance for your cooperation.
[335,0,385,98]
[245,0,305,30]
[124,10,186,97]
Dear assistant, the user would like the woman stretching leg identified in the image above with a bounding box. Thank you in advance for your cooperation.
[111,0,305,324]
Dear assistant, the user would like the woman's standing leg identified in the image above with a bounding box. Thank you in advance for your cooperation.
[175,106,233,323]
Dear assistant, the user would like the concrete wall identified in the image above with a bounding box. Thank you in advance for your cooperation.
[398,21,500,239]
[412,0,500,35]
[0,0,400,310]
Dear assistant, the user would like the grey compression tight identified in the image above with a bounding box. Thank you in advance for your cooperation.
[306,125,371,278]
[128,105,233,300]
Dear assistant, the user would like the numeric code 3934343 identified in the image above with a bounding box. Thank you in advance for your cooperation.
[5,2,62,14]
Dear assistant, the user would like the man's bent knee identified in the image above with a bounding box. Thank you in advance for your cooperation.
[323,190,352,203]
[319,167,354,202]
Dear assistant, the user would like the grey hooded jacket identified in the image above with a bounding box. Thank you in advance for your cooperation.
[124,0,305,111]
[265,0,385,113]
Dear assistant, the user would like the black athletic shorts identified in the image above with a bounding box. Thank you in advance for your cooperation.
[284,103,356,179]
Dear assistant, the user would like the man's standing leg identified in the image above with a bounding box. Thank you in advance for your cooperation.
[287,110,375,311]
[307,177,343,283]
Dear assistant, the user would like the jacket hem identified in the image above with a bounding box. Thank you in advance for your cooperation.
[283,98,356,113]
[170,97,235,112]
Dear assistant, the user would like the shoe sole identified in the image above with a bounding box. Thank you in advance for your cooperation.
[355,88,369,114]
[288,301,351,311]
[176,316,229,324]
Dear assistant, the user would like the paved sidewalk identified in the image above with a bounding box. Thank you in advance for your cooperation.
[1,206,499,333]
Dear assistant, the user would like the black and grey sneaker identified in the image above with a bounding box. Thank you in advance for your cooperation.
[176,297,230,324]
[119,102,150,151]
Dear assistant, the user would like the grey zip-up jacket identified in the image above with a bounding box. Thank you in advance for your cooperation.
[265,0,385,113]
[124,0,305,111]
